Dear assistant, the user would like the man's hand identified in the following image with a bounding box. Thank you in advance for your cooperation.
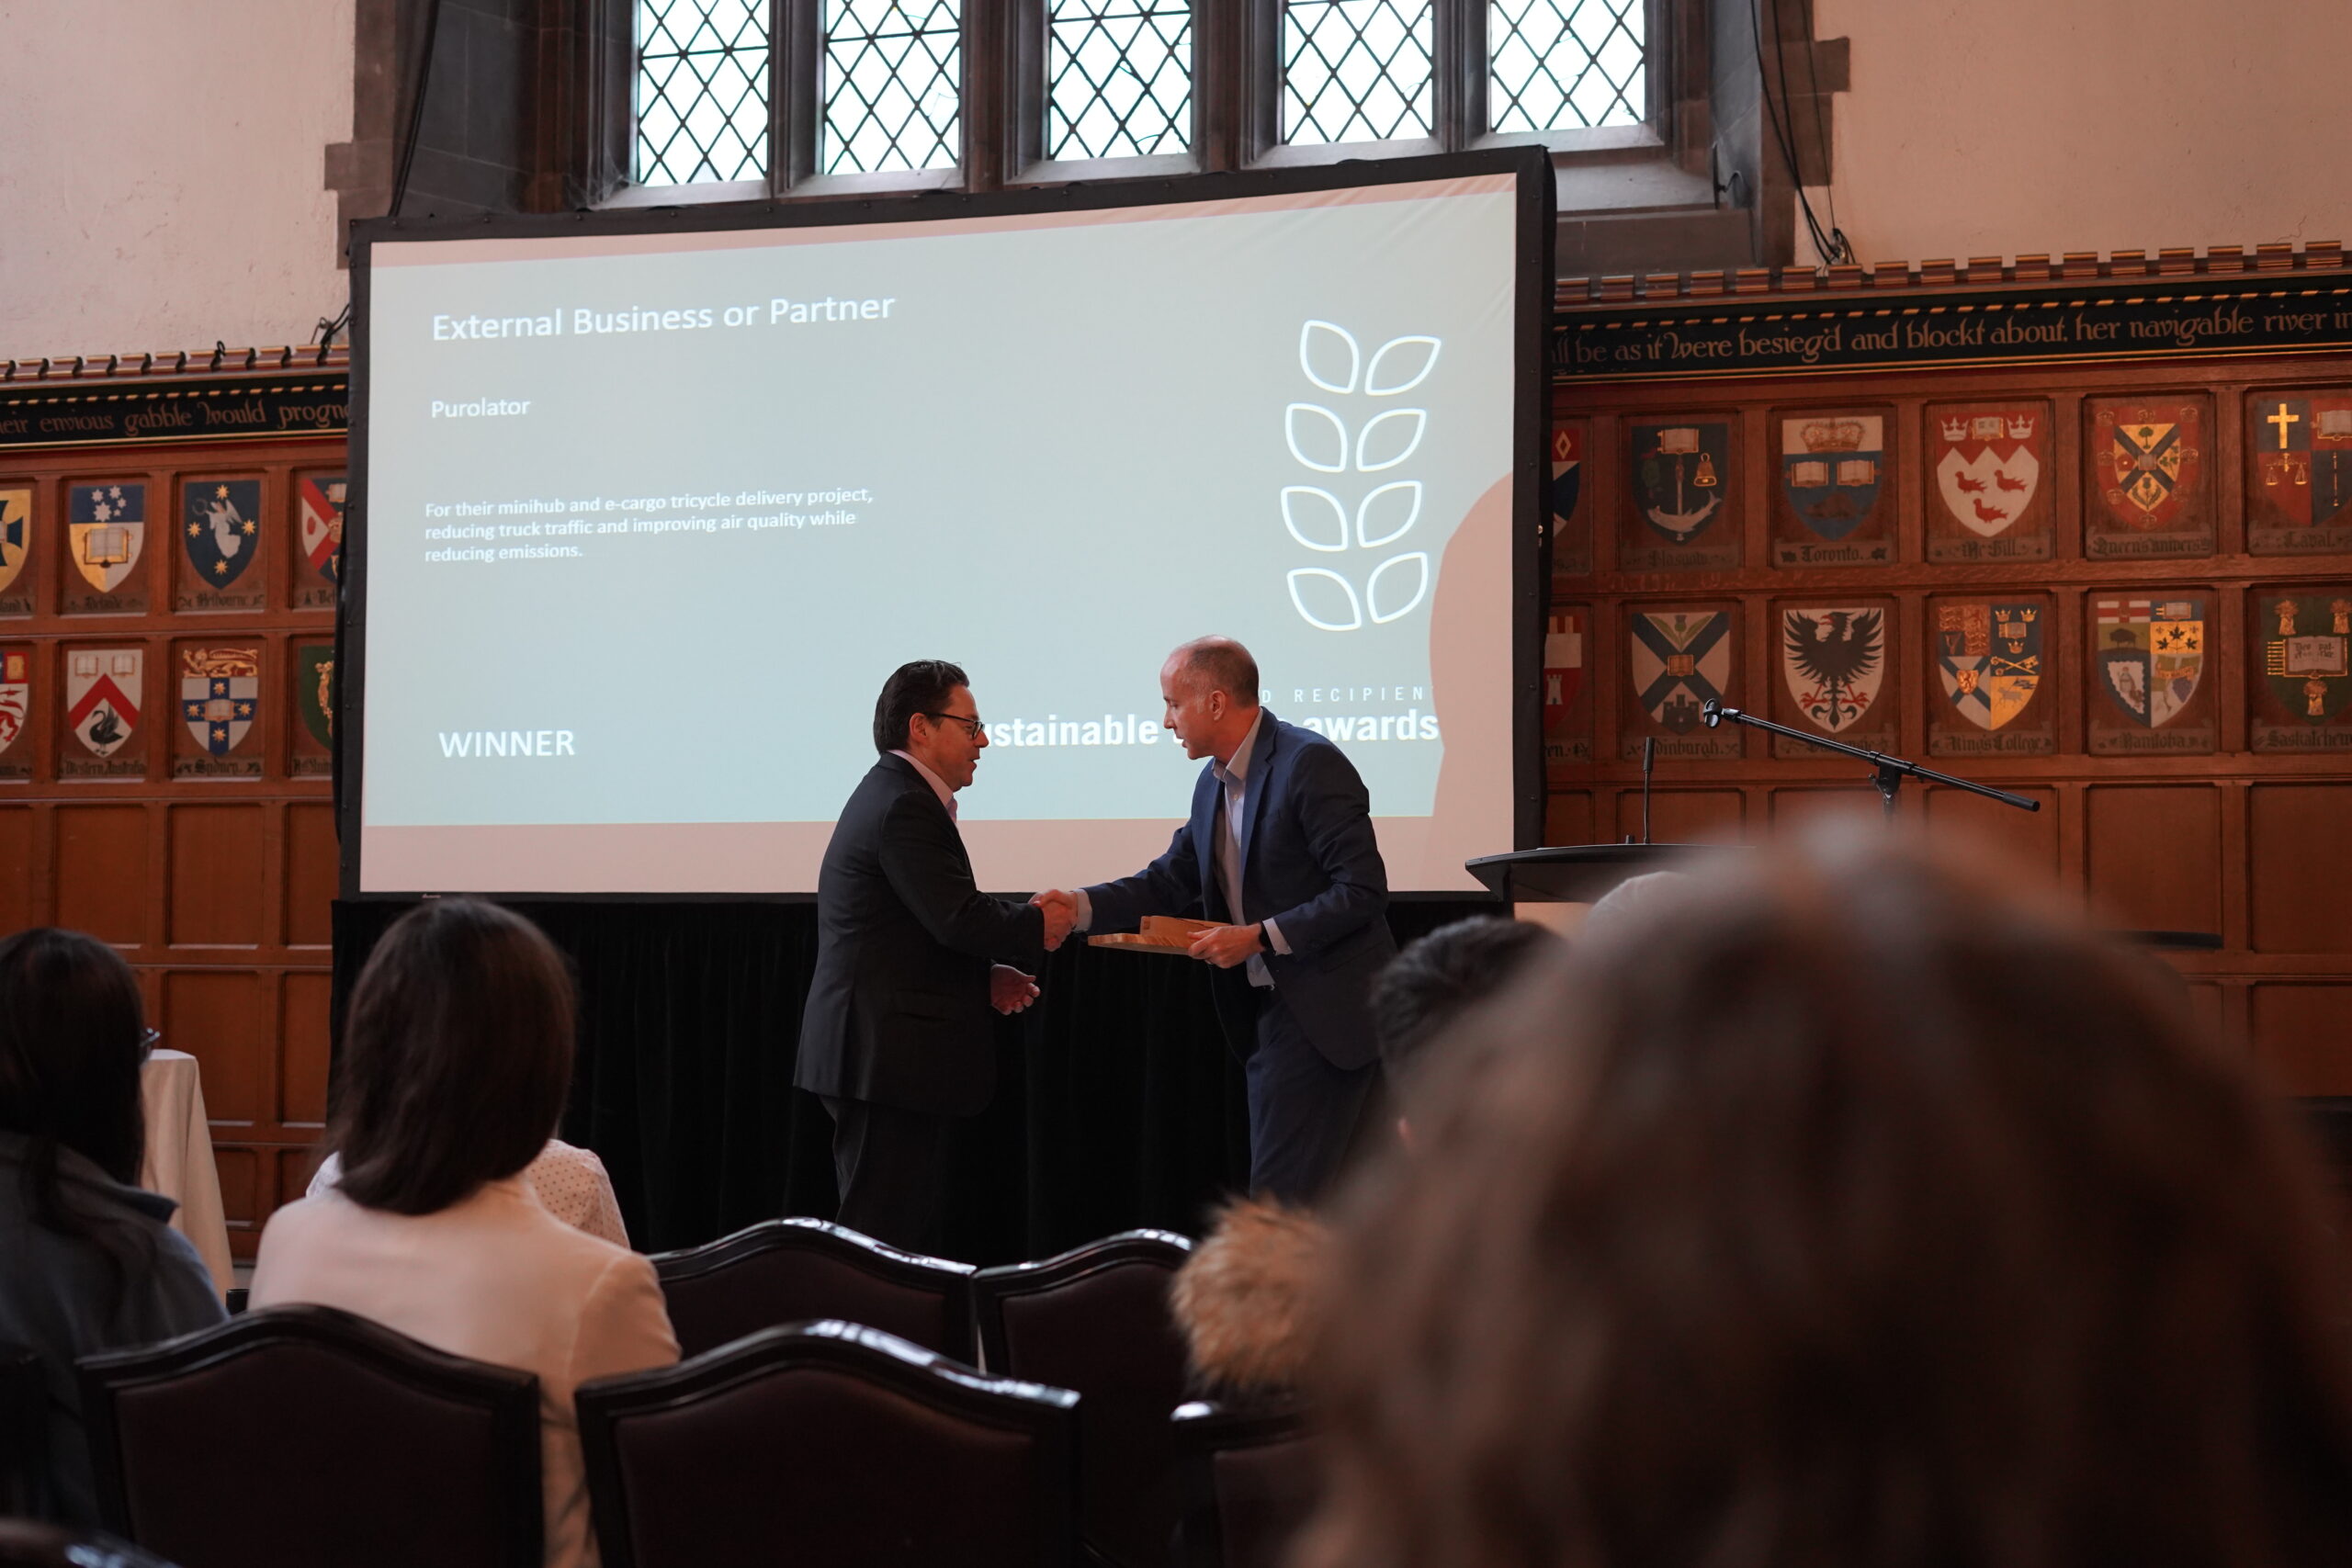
[1189,922,1264,969]
[990,964,1041,1015]
[1031,889,1078,951]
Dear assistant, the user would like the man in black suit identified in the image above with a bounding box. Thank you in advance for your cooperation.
[1037,637,1396,1202]
[795,660,1075,1253]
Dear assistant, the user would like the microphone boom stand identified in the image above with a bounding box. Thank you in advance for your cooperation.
[1699,699,2041,820]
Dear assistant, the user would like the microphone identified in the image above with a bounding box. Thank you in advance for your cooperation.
[1641,736,1656,845]
[1701,698,1744,728]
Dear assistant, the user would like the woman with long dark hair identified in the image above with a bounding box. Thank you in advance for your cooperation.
[1298,831,2352,1568]
[251,897,676,1568]
[0,928,223,1525]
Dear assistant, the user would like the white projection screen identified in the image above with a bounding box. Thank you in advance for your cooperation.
[345,152,1551,897]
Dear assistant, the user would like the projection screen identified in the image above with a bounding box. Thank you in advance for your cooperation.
[346,151,1550,897]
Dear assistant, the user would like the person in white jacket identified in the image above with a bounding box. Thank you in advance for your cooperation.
[253,898,678,1568]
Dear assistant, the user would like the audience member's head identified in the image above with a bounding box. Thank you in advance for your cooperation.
[1371,916,1563,1103]
[0,927,149,1237]
[1299,829,2352,1568]
[1577,867,1689,940]
[331,898,577,1216]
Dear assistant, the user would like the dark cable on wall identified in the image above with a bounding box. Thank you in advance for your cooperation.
[1749,0,1852,268]
[390,0,447,219]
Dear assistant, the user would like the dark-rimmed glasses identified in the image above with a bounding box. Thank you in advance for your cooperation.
[918,712,985,739]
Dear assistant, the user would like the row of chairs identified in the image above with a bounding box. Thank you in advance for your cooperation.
[6,1222,1317,1568]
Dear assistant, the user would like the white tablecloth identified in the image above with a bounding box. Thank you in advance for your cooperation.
[140,1049,235,1299]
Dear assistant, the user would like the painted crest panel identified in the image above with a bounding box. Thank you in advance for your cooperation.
[1770,601,1896,758]
[1770,409,1893,566]
[0,486,32,616]
[293,471,345,609]
[62,482,148,614]
[1623,603,1741,759]
[2252,588,2352,750]
[1620,419,1740,571]
[2245,391,2352,555]
[174,642,263,778]
[2085,395,2215,558]
[2086,592,2214,754]
[1925,400,2053,562]
[177,479,266,612]
[0,645,31,782]
[1928,594,2054,756]
[290,639,335,778]
[60,645,145,779]
[1543,606,1591,772]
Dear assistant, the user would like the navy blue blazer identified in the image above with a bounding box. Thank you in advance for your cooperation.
[1082,711,1396,1068]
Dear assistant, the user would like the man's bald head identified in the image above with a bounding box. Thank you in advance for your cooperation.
[1168,637,1261,708]
[1159,637,1263,763]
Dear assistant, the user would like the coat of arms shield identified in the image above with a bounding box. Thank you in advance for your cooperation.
[67,483,144,593]
[2094,597,2205,728]
[2098,404,2202,529]
[0,648,28,755]
[66,649,141,757]
[299,473,345,584]
[1631,610,1731,733]
[0,489,28,596]
[1782,607,1884,733]
[180,647,261,755]
[1779,416,1884,541]
[1932,408,2043,536]
[1937,602,2043,731]
[2260,594,2352,726]
[1630,422,1729,543]
[183,480,261,592]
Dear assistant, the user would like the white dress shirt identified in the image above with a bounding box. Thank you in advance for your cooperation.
[251,1179,679,1568]
[1075,710,1288,984]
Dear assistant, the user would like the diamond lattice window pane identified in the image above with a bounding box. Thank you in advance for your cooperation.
[1283,0,1433,146]
[824,0,964,174]
[1047,0,1193,159]
[635,0,772,185]
[1488,0,1645,133]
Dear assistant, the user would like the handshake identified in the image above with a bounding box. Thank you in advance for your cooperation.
[1030,888,1081,952]
[1026,887,1267,970]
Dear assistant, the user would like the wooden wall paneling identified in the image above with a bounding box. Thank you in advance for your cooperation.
[1614,788,1745,843]
[1544,790,1594,846]
[2083,784,2223,933]
[284,799,336,948]
[1551,303,2352,1100]
[160,968,266,1126]
[0,805,35,933]
[0,412,345,1254]
[1921,784,2062,879]
[2248,782,2352,953]
[166,802,266,946]
[2251,984,2352,1095]
[279,970,332,1128]
[53,803,150,945]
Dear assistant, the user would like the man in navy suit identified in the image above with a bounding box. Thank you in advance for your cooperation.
[1039,637,1396,1201]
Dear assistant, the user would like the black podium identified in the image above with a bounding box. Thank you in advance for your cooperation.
[1466,842,1748,904]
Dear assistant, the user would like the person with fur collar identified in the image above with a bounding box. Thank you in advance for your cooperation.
[1169,915,1566,1400]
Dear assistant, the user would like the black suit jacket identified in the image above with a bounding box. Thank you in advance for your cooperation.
[794,755,1046,1117]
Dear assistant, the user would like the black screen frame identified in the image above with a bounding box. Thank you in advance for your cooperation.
[341,148,1554,901]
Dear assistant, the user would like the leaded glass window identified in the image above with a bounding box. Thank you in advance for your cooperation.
[1047,0,1193,159]
[823,0,965,174]
[635,0,773,185]
[1282,0,1435,146]
[1488,0,1645,133]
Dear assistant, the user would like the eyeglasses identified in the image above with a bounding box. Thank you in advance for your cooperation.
[918,711,985,740]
